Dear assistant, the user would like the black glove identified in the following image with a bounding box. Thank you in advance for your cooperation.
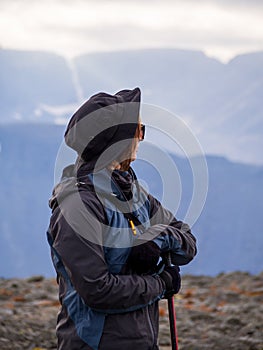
[159,266,181,298]
[127,240,161,274]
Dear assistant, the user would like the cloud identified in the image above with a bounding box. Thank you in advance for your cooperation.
[0,0,262,62]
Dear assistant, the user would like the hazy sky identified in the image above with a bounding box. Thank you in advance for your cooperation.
[0,0,263,62]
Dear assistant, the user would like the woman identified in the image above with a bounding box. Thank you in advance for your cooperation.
[47,87,197,350]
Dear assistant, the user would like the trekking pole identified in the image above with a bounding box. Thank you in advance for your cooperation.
[165,252,179,350]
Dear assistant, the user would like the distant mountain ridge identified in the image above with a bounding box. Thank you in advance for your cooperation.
[0,48,263,164]
[1,48,262,277]
[0,49,77,122]
[0,123,262,277]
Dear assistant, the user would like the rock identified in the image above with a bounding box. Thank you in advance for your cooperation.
[158,272,263,350]
[26,275,45,283]
[0,273,262,350]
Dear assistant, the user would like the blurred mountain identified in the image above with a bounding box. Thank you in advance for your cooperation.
[0,48,262,277]
[0,123,262,277]
[74,49,263,164]
[0,124,63,277]
[0,49,77,123]
[0,48,262,164]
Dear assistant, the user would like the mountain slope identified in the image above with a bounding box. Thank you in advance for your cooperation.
[0,123,262,277]
[74,49,263,164]
[0,49,77,123]
[1,48,262,164]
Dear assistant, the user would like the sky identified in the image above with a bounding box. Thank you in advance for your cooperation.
[0,0,263,62]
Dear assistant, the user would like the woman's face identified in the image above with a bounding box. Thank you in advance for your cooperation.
[130,138,139,162]
[130,123,145,162]
[111,122,145,171]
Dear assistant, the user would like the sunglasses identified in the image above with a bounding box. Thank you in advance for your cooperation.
[139,124,145,141]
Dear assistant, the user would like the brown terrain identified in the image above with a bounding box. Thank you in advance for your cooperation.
[0,272,262,350]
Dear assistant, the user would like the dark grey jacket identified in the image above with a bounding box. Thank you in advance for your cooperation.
[47,164,197,350]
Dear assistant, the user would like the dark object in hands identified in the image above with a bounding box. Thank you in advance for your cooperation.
[160,266,181,298]
[128,241,161,274]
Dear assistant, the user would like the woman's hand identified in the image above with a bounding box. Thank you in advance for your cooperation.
[159,265,181,298]
[127,240,161,274]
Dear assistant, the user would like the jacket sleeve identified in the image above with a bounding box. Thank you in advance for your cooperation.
[50,193,165,314]
[142,193,197,265]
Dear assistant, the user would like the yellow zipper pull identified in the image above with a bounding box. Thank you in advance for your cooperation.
[128,219,137,235]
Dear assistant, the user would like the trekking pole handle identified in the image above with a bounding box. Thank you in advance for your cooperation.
[165,251,179,350]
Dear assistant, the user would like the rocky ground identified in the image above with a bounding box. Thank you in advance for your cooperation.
[0,272,262,350]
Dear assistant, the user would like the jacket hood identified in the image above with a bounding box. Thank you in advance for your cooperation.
[49,165,80,212]
[49,163,137,212]
[64,87,141,172]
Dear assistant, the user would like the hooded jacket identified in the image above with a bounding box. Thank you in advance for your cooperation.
[47,164,196,350]
[47,88,197,350]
